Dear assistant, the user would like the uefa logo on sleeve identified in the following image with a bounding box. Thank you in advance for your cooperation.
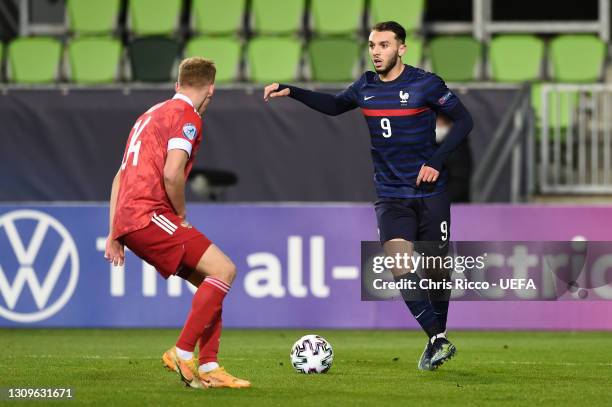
[182,123,197,140]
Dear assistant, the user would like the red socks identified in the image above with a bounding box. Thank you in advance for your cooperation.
[198,311,222,365]
[176,277,230,353]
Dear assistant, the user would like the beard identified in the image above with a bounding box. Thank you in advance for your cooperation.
[374,55,401,75]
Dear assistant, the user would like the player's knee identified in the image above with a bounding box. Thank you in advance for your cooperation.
[209,259,236,285]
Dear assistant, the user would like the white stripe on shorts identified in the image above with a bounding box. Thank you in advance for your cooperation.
[154,214,177,231]
[151,217,174,235]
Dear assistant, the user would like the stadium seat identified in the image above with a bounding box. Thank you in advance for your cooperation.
[428,36,480,82]
[370,0,425,33]
[67,37,121,84]
[247,37,302,83]
[251,0,304,35]
[130,37,179,82]
[67,0,120,35]
[403,37,423,68]
[0,42,4,82]
[184,37,242,83]
[192,0,246,35]
[549,35,606,82]
[489,35,544,82]
[311,0,364,36]
[8,37,62,83]
[308,38,360,82]
[129,0,182,36]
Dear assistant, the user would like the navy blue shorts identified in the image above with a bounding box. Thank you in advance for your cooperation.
[374,191,450,244]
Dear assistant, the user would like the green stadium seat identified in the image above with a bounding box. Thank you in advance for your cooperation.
[192,0,246,35]
[8,37,62,83]
[311,0,364,36]
[130,37,179,82]
[549,35,606,82]
[251,0,304,35]
[370,0,425,33]
[403,37,423,68]
[247,37,302,83]
[428,36,480,82]
[489,35,544,82]
[0,42,4,82]
[308,38,360,82]
[67,0,120,35]
[67,37,121,84]
[129,0,182,36]
[184,36,242,83]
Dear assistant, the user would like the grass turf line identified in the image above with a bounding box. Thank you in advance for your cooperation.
[1,329,611,406]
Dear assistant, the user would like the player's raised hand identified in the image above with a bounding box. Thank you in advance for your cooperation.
[104,236,125,267]
[416,164,439,186]
[264,83,290,101]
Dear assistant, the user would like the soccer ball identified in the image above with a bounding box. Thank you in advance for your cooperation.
[290,334,334,374]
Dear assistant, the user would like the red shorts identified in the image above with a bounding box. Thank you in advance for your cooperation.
[120,211,212,279]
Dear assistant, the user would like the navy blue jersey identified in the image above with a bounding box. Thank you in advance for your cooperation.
[338,65,460,198]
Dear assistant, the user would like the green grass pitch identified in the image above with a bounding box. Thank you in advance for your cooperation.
[1,329,611,406]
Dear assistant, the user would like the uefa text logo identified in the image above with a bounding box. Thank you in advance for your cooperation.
[0,210,79,323]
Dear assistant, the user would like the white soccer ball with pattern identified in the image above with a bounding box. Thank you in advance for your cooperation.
[290,334,334,374]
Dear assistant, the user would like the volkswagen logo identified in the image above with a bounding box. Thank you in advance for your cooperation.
[0,210,79,323]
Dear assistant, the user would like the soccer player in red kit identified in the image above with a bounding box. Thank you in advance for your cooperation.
[104,57,250,389]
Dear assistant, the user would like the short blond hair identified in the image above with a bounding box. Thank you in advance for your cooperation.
[177,57,216,88]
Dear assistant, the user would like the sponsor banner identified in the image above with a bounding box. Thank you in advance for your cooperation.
[1,204,612,329]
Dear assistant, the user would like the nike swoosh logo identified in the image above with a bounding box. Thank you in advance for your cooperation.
[364,96,375,100]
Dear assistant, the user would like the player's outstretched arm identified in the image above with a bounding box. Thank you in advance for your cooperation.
[105,168,125,266]
[263,83,357,116]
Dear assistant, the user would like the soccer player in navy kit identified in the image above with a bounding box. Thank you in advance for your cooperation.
[264,21,473,370]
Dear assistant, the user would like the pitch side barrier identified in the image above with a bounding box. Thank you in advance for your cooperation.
[0,83,521,202]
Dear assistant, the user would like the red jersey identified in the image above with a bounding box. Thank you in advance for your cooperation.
[113,93,202,239]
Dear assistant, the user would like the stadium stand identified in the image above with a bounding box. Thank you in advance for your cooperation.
[403,37,424,68]
[489,35,544,82]
[0,1,607,90]
[7,36,62,83]
[67,0,120,36]
[247,37,302,83]
[369,0,425,34]
[0,42,3,81]
[192,0,246,36]
[251,0,305,35]
[310,0,364,36]
[184,36,242,83]
[128,0,182,36]
[67,37,122,84]
[129,37,179,82]
[428,36,481,82]
[307,37,361,82]
[549,35,606,82]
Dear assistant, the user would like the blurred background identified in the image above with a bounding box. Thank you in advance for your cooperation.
[1,0,612,331]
